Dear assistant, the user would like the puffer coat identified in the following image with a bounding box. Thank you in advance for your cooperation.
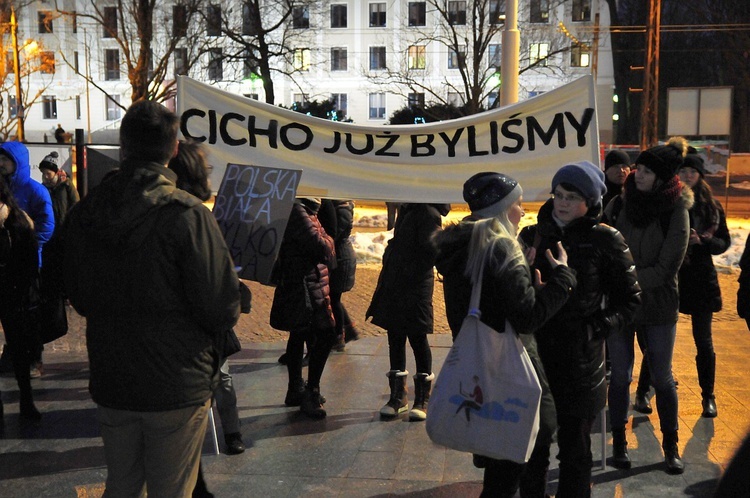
[433,217,577,447]
[270,199,336,332]
[678,198,730,314]
[520,200,641,418]
[366,203,449,334]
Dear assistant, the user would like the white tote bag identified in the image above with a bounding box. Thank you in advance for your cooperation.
[426,264,542,463]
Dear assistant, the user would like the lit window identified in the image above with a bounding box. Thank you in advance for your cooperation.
[570,43,590,67]
[40,52,55,74]
[293,48,311,71]
[408,46,426,70]
[530,42,549,66]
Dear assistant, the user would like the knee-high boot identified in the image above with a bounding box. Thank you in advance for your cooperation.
[696,353,717,417]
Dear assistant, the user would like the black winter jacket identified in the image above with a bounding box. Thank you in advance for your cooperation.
[318,199,357,294]
[678,199,730,314]
[520,200,641,417]
[270,199,336,332]
[366,203,448,334]
[433,217,577,446]
[63,160,241,412]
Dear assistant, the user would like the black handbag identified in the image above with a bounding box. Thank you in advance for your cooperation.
[223,329,242,358]
[36,294,69,344]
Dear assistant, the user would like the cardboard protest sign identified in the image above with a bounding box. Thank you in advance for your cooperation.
[212,163,301,284]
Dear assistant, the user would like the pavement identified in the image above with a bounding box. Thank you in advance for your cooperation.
[1,266,749,497]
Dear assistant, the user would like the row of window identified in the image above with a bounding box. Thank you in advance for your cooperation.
[294,42,589,73]
[7,42,588,84]
[7,94,122,121]
[35,1,592,39]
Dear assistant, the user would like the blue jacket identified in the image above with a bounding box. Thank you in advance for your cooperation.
[1,142,54,266]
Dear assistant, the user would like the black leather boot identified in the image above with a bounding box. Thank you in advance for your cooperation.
[611,428,632,469]
[662,431,685,474]
[300,386,326,420]
[696,353,717,418]
[633,389,652,414]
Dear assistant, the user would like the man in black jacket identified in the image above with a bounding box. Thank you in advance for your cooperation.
[63,101,240,496]
[520,161,641,496]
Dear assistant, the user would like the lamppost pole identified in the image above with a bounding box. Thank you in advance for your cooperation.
[10,6,25,142]
[500,0,519,106]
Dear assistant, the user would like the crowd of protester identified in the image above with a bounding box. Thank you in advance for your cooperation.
[3,98,750,497]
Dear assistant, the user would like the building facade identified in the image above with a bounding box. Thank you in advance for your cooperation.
[3,1,616,143]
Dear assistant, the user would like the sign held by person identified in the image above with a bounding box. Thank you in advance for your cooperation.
[213,163,301,284]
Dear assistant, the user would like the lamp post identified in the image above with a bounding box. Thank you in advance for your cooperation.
[500,0,519,106]
[10,6,24,142]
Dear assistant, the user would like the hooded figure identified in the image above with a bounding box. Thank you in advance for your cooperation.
[0,142,54,265]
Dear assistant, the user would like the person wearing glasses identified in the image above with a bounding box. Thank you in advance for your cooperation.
[520,161,641,497]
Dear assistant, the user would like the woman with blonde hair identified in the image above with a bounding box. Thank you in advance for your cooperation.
[434,172,576,497]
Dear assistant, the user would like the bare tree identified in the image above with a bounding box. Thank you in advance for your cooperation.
[215,0,322,105]
[55,0,208,105]
[0,0,55,140]
[364,0,575,116]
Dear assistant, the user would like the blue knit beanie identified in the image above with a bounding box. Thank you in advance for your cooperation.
[551,161,607,207]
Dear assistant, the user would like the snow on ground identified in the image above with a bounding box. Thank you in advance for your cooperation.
[352,205,750,270]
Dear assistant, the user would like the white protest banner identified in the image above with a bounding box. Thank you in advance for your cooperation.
[177,75,600,203]
[213,163,301,283]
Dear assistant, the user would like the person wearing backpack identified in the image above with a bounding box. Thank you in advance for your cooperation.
[603,137,692,475]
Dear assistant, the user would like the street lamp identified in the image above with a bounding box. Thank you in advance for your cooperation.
[10,6,24,141]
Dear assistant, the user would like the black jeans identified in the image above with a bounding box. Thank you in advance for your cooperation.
[481,441,550,498]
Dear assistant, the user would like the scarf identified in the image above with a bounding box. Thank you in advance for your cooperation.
[623,174,682,228]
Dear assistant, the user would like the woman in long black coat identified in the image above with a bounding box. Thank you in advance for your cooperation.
[676,153,730,417]
[367,203,450,421]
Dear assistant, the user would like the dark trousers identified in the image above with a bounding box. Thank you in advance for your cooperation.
[286,327,335,390]
[386,328,432,374]
[0,311,36,396]
[555,413,595,498]
[480,441,550,498]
